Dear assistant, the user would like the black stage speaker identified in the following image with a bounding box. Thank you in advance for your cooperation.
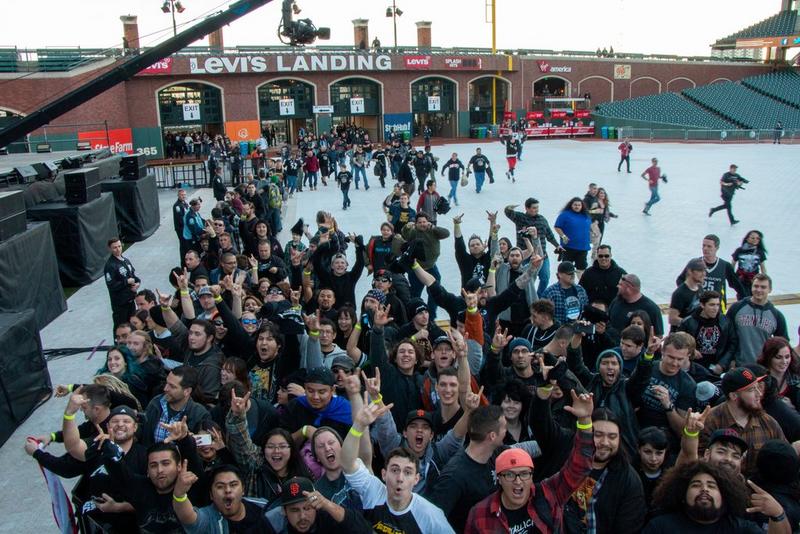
[14,165,37,183]
[0,190,26,241]
[0,309,51,447]
[32,161,58,180]
[120,153,147,180]
[61,156,83,170]
[64,167,101,205]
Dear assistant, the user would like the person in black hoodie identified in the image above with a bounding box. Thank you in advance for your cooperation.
[452,211,498,286]
[312,234,365,308]
[211,167,226,202]
[579,244,627,305]
[751,439,800,530]
[677,289,733,371]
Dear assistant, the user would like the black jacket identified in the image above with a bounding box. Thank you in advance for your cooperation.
[104,255,140,306]
[677,308,734,367]
[579,260,627,306]
[173,199,188,233]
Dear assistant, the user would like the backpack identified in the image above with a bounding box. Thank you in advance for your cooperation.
[268,183,282,209]
[434,196,450,215]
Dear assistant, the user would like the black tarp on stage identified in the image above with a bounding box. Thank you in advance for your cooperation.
[101,174,159,242]
[27,193,118,286]
[0,222,66,328]
[0,309,51,448]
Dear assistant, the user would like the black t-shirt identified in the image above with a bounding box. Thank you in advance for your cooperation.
[643,511,761,533]
[502,503,538,534]
[638,367,696,429]
[428,449,496,532]
[337,171,352,189]
[228,499,269,533]
[693,316,724,358]
[670,284,700,321]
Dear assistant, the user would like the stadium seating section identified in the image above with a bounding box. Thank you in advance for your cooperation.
[742,71,800,109]
[714,10,798,46]
[682,81,800,129]
[594,93,733,128]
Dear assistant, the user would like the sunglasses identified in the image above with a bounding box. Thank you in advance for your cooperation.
[597,254,611,258]
[242,318,258,325]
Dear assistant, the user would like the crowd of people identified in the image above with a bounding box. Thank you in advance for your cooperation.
[22,125,800,534]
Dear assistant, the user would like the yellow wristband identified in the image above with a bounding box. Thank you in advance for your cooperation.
[308,330,320,337]
[411,335,417,342]
[303,270,312,276]
[371,394,383,405]
[683,427,700,438]
[488,268,496,274]
[68,384,75,393]
[302,425,308,438]
[50,432,57,442]
[490,344,498,352]
[349,427,364,438]
[643,352,655,361]
[161,305,170,311]
[576,421,593,430]
[63,412,76,421]
[179,290,189,296]
[214,295,223,303]
[173,494,188,503]
[539,385,554,392]
[411,261,420,270]
[355,323,362,331]
[467,306,478,313]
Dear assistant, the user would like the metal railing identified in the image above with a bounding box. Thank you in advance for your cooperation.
[616,127,798,143]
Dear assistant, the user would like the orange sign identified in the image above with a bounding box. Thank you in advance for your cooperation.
[224,120,261,141]
[77,128,133,153]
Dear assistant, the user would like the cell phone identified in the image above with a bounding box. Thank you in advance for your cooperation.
[194,434,212,447]
[574,323,596,336]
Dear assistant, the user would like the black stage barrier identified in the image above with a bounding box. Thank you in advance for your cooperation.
[0,221,66,328]
[101,173,160,242]
[0,309,52,448]
[27,193,118,286]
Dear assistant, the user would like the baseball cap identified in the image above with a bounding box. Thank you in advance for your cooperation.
[708,428,748,453]
[109,405,138,421]
[196,286,213,297]
[721,367,764,395]
[404,409,433,429]
[695,381,719,403]
[432,335,453,348]
[331,355,355,373]
[557,261,576,275]
[686,258,706,272]
[508,338,532,353]
[304,366,335,387]
[281,477,315,506]
[495,448,534,474]
[464,277,492,293]
[373,269,391,282]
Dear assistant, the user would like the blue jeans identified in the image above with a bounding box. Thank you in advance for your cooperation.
[474,171,486,193]
[391,161,400,178]
[645,185,660,211]
[341,186,351,208]
[448,179,459,204]
[305,171,318,188]
[408,264,441,319]
[536,255,551,298]
[353,166,368,188]
[287,174,297,193]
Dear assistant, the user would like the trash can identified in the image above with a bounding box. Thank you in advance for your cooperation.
[247,141,255,153]
[601,126,609,139]
[239,141,249,157]
[478,126,487,139]
[403,131,411,142]
[608,126,616,139]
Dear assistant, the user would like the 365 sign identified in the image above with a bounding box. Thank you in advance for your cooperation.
[182,103,201,121]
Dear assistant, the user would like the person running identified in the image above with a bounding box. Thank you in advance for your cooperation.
[709,164,748,225]
[336,162,352,211]
[617,137,633,173]
[641,157,666,215]
[440,152,465,207]
[501,134,522,183]
[466,147,492,193]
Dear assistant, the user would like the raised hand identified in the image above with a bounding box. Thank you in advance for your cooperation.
[361,368,381,400]
[684,405,711,435]
[302,490,330,512]
[373,303,392,328]
[92,422,111,449]
[563,390,595,420]
[647,327,663,355]
[248,255,258,270]
[65,388,87,417]
[156,288,174,308]
[342,373,362,398]
[461,288,479,310]
[54,384,71,397]
[452,213,464,225]
[746,480,785,517]
[354,392,393,428]
[174,459,198,497]
[209,427,226,451]
[160,416,189,444]
[176,269,189,291]
[229,388,250,418]
[491,324,512,352]
[491,253,503,270]
[486,210,497,224]
[24,437,41,456]
[464,386,484,412]
[303,310,321,332]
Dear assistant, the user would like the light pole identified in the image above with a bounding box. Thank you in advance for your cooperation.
[385,1,403,51]
[161,0,186,37]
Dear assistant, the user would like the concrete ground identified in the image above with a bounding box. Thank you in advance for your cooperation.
[2,138,798,533]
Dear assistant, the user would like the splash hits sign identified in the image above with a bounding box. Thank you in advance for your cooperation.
[77,128,133,154]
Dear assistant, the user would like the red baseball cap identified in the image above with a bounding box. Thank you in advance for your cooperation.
[495,448,534,474]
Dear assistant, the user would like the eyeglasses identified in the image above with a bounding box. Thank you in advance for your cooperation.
[265,444,290,451]
[499,471,533,482]
[242,318,258,325]
[597,254,611,258]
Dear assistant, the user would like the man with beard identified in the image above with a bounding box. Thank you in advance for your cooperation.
[643,461,789,533]
[173,464,270,533]
[700,367,786,475]
[141,366,211,447]
[491,246,540,336]
[163,312,223,400]
[453,211,498,286]
[579,244,627,306]
[504,198,560,297]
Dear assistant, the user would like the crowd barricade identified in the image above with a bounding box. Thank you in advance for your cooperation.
[616,127,798,143]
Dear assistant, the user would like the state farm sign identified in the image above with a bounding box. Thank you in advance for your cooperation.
[537,60,572,73]
[404,55,431,69]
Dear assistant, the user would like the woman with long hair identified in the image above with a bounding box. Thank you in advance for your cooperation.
[732,230,768,297]
[96,345,149,408]
[334,305,357,350]
[493,380,532,444]
[758,337,800,410]
[554,197,592,277]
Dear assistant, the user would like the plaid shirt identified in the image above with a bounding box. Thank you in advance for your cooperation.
[700,401,786,475]
[153,395,186,444]
[504,207,560,251]
[226,411,266,496]
[542,282,589,324]
[465,430,594,534]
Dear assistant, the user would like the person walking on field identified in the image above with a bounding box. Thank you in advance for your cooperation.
[641,157,667,215]
[617,137,633,173]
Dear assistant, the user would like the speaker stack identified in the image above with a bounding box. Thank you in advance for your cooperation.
[0,190,26,241]
[32,161,58,180]
[64,167,101,205]
[120,153,147,181]
[14,165,38,183]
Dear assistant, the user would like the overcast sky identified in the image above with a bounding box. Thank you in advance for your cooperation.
[1,1,786,57]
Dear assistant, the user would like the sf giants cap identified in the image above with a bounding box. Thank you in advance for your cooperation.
[495,448,534,474]
[721,367,764,395]
[280,477,315,505]
[404,409,433,429]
